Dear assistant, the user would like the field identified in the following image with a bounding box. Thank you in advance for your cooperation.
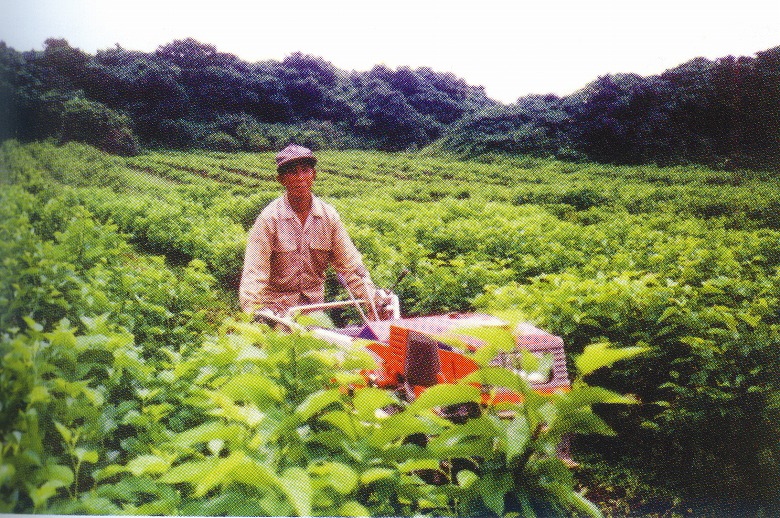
[2,140,780,516]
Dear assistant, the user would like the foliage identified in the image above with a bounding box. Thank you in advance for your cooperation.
[7,37,780,168]
[200,131,241,152]
[4,140,780,512]
[0,246,641,516]
[0,157,642,514]
[60,97,139,156]
[1,38,494,154]
[438,49,780,169]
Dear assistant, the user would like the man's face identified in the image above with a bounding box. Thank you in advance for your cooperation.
[278,162,316,202]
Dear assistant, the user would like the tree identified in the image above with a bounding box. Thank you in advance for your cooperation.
[438,95,572,157]
[360,79,433,151]
[565,74,670,164]
[60,97,139,155]
[155,38,233,69]
[660,57,720,163]
[737,47,780,167]
[279,53,349,122]
[37,38,89,92]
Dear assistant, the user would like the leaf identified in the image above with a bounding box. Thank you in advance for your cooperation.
[555,385,638,413]
[296,311,335,329]
[513,350,554,380]
[397,458,441,473]
[353,387,398,421]
[229,322,269,346]
[456,469,479,488]
[78,495,123,515]
[42,463,73,486]
[320,410,358,440]
[566,489,605,518]
[308,461,358,494]
[23,316,44,333]
[338,500,371,517]
[28,480,64,508]
[360,467,396,485]
[74,447,99,464]
[0,463,16,485]
[575,342,648,376]
[126,454,171,476]
[737,311,761,328]
[236,345,268,363]
[427,416,497,457]
[93,464,125,482]
[54,421,73,444]
[193,452,247,497]
[203,390,265,427]
[408,384,480,414]
[331,372,367,386]
[295,389,343,422]
[173,421,247,447]
[506,414,531,464]
[81,386,105,406]
[219,373,285,405]
[445,324,515,351]
[368,412,432,447]
[552,408,616,437]
[160,459,217,485]
[229,457,283,490]
[439,324,517,367]
[460,367,532,394]
[479,472,509,516]
[47,324,77,349]
[29,385,51,405]
[143,403,172,421]
[207,439,224,456]
[280,467,312,517]
[341,348,379,370]
[489,309,529,329]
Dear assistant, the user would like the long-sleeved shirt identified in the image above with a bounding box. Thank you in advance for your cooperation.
[239,193,374,315]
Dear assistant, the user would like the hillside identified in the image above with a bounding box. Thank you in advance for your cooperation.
[2,38,780,169]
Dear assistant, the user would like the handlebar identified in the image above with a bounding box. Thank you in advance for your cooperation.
[281,299,368,320]
[281,293,400,321]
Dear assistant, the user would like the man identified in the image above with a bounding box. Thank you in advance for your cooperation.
[239,143,380,318]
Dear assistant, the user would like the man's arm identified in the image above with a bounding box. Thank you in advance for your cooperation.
[329,214,378,314]
[239,215,273,314]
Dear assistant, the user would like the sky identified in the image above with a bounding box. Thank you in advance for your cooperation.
[2,0,779,104]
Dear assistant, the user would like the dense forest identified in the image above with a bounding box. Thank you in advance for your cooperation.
[1,37,779,169]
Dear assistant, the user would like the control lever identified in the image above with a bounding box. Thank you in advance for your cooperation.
[336,273,371,324]
[391,268,410,291]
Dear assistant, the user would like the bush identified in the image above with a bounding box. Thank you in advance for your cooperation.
[201,131,241,152]
[559,186,611,211]
[60,98,139,156]
[475,270,780,506]
[155,118,206,149]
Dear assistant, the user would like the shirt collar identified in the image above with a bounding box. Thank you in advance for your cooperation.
[281,193,325,219]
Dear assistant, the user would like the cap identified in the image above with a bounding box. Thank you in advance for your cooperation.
[275,144,317,173]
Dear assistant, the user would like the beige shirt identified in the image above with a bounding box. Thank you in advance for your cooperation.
[239,194,374,315]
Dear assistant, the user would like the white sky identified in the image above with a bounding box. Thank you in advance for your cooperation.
[2,0,779,104]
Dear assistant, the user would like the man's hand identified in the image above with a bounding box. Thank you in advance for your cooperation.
[372,288,397,320]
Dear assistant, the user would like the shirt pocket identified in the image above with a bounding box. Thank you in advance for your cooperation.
[308,229,332,274]
[270,232,299,289]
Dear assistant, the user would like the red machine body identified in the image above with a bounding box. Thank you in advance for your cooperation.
[332,313,571,401]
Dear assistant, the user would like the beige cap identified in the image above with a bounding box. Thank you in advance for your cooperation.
[275,144,317,173]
